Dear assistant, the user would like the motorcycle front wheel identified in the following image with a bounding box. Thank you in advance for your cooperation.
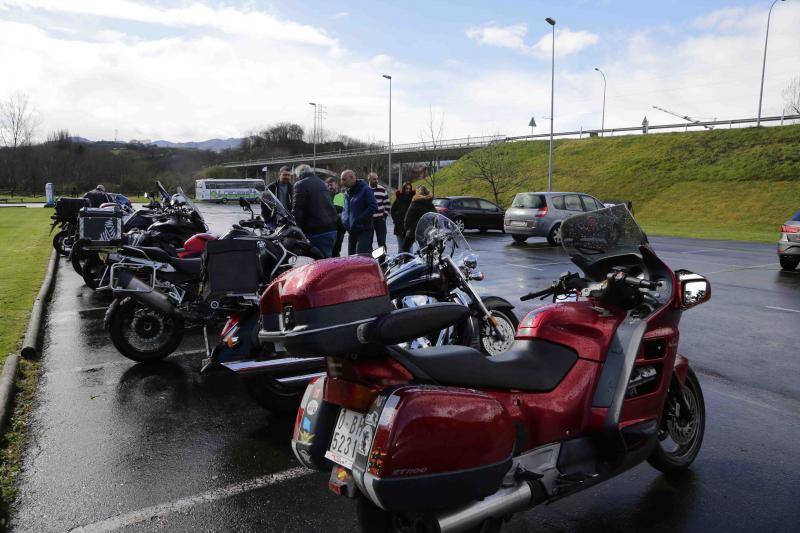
[108,297,184,363]
[479,306,519,356]
[647,367,705,473]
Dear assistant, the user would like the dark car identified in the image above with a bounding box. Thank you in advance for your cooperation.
[433,196,505,232]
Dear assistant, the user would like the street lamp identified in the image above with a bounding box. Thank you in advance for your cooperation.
[594,68,607,136]
[757,0,786,127]
[382,74,393,189]
[545,17,556,192]
[309,102,317,167]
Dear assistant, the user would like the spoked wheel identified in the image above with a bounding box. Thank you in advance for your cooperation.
[108,297,184,362]
[648,368,705,473]
[479,307,518,356]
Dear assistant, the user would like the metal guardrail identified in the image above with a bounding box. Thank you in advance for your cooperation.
[222,114,799,168]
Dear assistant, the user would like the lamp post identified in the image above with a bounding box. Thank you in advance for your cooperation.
[757,0,785,126]
[309,102,317,167]
[594,67,607,136]
[382,74,393,189]
[545,17,556,191]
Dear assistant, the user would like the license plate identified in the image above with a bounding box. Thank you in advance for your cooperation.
[325,408,366,469]
[509,220,527,227]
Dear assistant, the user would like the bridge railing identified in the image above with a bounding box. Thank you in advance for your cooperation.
[221,114,798,168]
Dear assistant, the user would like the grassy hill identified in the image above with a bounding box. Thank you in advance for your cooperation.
[431,125,800,242]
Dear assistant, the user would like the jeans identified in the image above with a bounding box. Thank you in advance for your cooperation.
[372,217,387,249]
[348,229,374,255]
[308,230,337,259]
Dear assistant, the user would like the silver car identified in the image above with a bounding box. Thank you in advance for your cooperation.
[504,191,606,246]
[778,210,800,270]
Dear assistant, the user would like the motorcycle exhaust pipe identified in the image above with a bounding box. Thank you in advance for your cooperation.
[434,482,535,533]
[117,270,176,316]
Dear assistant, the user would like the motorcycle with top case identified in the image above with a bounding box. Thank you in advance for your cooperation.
[277,205,709,533]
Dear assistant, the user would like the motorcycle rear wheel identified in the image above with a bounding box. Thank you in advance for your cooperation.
[647,368,705,473]
[81,254,105,289]
[108,297,184,363]
[52,231,69,256]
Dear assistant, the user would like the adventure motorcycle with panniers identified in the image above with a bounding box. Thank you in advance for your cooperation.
[207,212,519,413]
[270,204,708,532]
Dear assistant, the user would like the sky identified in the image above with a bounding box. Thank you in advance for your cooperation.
[0,0,798,143]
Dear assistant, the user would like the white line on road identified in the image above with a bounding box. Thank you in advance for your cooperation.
[69,466,314,532]
[508,263,543,271]
[765,306,800,314]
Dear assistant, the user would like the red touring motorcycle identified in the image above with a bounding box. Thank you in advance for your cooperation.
[267,205,709,532]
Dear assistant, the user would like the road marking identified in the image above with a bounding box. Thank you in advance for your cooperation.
[765,306,800,314]
[69,466,314,532]
[508,263,543,271]
[703,263,779,275]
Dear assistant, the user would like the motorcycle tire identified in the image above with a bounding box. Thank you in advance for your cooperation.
[647,367,705,474]
[52,231,69,256]
[242,374,303,415]
[479,305,519,357]
[81,254,105,290]
[356,495,502,533]
[107,297,184,363]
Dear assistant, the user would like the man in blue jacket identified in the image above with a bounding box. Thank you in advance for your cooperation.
[340,169,377,255]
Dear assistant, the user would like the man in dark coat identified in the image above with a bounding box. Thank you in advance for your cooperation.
[390,181,414,251]
[341,169,377,255]
[402,185,436,252]
[267,166,294,211]
[292,164,339,258]
[83,184,111,207]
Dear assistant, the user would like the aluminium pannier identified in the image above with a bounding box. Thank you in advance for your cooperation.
[78,207,124,245]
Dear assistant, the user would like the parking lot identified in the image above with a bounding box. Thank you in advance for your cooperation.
[11,203,800,532]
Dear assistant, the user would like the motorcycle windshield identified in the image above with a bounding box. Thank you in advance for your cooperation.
[560,204,645,265]
[415,212,473,262]
[261,189,290,220]
[156,181,171,202]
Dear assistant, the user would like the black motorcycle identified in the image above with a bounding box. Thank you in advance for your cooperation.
[50,197,89,256]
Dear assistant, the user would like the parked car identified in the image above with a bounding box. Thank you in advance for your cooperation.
[778,210,800,270]
[504,191,606,245]
[432,196,504,232]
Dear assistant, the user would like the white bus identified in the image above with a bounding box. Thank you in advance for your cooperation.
[195,178,266,203]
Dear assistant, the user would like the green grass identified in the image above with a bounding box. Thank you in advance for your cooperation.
[432,125,800,242]
[0,207,53,522]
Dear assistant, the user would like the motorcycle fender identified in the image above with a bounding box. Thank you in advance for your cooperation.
[479,295,515,311]
[673,353,689,387]
[291,376,337,472]
[103,298,120,330]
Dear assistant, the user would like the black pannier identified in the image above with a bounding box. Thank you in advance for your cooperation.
[78,207,124,244]
[202,238,266,298]
[55,197,89,221]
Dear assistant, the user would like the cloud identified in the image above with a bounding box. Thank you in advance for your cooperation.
[465,22,599,58]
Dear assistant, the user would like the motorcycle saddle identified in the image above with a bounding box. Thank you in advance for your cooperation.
[120,246,201,275]
[388,339,578,392]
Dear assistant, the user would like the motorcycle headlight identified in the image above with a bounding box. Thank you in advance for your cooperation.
[463,253,478,270]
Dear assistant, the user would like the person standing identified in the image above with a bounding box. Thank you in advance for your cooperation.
[267,166,294,211]
[326,177,346,258]
[340,169,377,255]
[83,184,111,207]
[390,181,414,251]
[402,185,436,252]
[291,164,338,258]
[367,172,390,249]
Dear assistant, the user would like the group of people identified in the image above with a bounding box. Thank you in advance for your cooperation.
[267,164,436,258]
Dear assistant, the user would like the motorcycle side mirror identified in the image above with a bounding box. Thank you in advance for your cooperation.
[239,197,252,212]
[372,246,386,260]
[676,270,711,309]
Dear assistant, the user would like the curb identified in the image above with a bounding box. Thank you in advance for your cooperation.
[21,249,59,359]
[0,355,19,436]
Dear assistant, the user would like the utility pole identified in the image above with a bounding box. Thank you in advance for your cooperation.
[382,74,393,189]
[758,0,785,126]
[545,17,556,192]
[309,102,317,168]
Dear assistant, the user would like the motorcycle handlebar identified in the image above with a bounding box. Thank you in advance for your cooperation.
[520,286,555,301]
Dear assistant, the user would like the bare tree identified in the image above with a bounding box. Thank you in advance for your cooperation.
[463,140,513,207]
[783,76,800,115]
[419,106,445,196]
[0,93,39,148]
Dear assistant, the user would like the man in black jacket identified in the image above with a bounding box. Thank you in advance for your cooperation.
[292,164,338,258]
[83,184,111,207]
[267,166,294,211]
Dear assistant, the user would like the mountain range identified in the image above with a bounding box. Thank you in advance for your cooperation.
[67,136,244,152]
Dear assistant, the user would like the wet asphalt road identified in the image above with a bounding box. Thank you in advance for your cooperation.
[11,203,800,532]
